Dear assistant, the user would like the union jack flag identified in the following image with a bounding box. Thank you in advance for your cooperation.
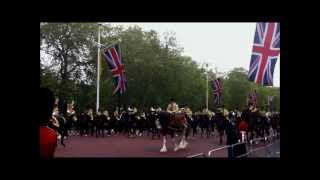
[211,78,223,106]
[102,44,127,95]
[248,22,280,86]
[248,90,257,107]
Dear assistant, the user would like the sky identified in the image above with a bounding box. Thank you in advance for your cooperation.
[110,23,280,87]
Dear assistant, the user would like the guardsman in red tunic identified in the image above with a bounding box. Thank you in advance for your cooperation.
[40,88,57,159]
[238,118,249,142]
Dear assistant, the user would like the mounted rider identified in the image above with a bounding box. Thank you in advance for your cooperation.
[166,98,186,130]
[166,98,180,114]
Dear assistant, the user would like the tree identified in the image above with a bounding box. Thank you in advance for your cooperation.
[40,23,99,101]
[222,68,251,110]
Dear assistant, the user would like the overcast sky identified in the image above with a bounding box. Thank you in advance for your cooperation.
[109,23,280,87]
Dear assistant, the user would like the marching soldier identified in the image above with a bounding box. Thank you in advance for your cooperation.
[183,105,193,125]
[156,105,162,112]
[113,109,121,135]
[66,101,76,136]
[192,110,200,137]
[182,105,193,139]
[87,108,95,136]
[49,105,68,147]
[95,110,104,137]
[138,111,147,136]
[102,110,111,136]
[216,108,227,144]
[150,105,156,113]
[184,106,193,120]
[49,105,60,132]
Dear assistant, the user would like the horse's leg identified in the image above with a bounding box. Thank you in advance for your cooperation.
[59,128,66,147]
[160,135,167,152]
[173,132,180,152]
[178,132,184,149]
[179,130,188,149]
[151,127,154,139]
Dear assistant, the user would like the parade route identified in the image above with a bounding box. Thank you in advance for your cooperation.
[55,134,279,158]
[55,134,228,158]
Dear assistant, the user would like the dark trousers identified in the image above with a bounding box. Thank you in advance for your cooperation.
[104,125,111,135]
[192,123,198,136]
[89,126,95,136]
[87,121,95,136]
[80,123,88,136]
[218,130,224,144]
[96,126,104,137]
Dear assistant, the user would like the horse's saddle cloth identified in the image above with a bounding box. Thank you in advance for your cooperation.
[168,124,184,131]
[171,112,184,116]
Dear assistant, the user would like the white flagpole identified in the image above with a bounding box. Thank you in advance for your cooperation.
[206,63,209,111]
[96,24,101,113]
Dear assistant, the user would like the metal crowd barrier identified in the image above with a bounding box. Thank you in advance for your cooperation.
[236,141,279,158]
[207,145,229,157]
[187,153,206,158]
[207,133,280,158]
[207,142,246,158]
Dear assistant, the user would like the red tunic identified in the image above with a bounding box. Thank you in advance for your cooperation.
[40,126,57,159]
[238,120,249,132]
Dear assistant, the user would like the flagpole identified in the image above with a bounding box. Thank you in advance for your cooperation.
[206,63,208,111]
[96,24,101,113]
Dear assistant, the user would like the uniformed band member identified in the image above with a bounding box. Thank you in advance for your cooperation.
[156,105,162,112]
[216,108,227,144]
[150,106,156,113]
[113,109,121,134]
[49,104,67,147]
[87,108,95,136]
[182,105,193,139]
[49,105,60,132]
[103,110,112,136]
[183,105,193,120]
[95,110,104,137]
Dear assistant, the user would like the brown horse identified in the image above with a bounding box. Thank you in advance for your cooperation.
[157,111,189,152]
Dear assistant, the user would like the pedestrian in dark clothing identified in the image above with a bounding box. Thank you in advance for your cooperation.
[226,117,247,158]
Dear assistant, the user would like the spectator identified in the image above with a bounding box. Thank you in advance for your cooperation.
[39,88,57,159]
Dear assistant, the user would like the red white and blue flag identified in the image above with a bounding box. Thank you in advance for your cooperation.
[211,78,223,106]
[248,22,280,86]
[102,44,127,95]
[248,90,257,107]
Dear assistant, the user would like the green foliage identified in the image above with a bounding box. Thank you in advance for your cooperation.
[223,67,251,110]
